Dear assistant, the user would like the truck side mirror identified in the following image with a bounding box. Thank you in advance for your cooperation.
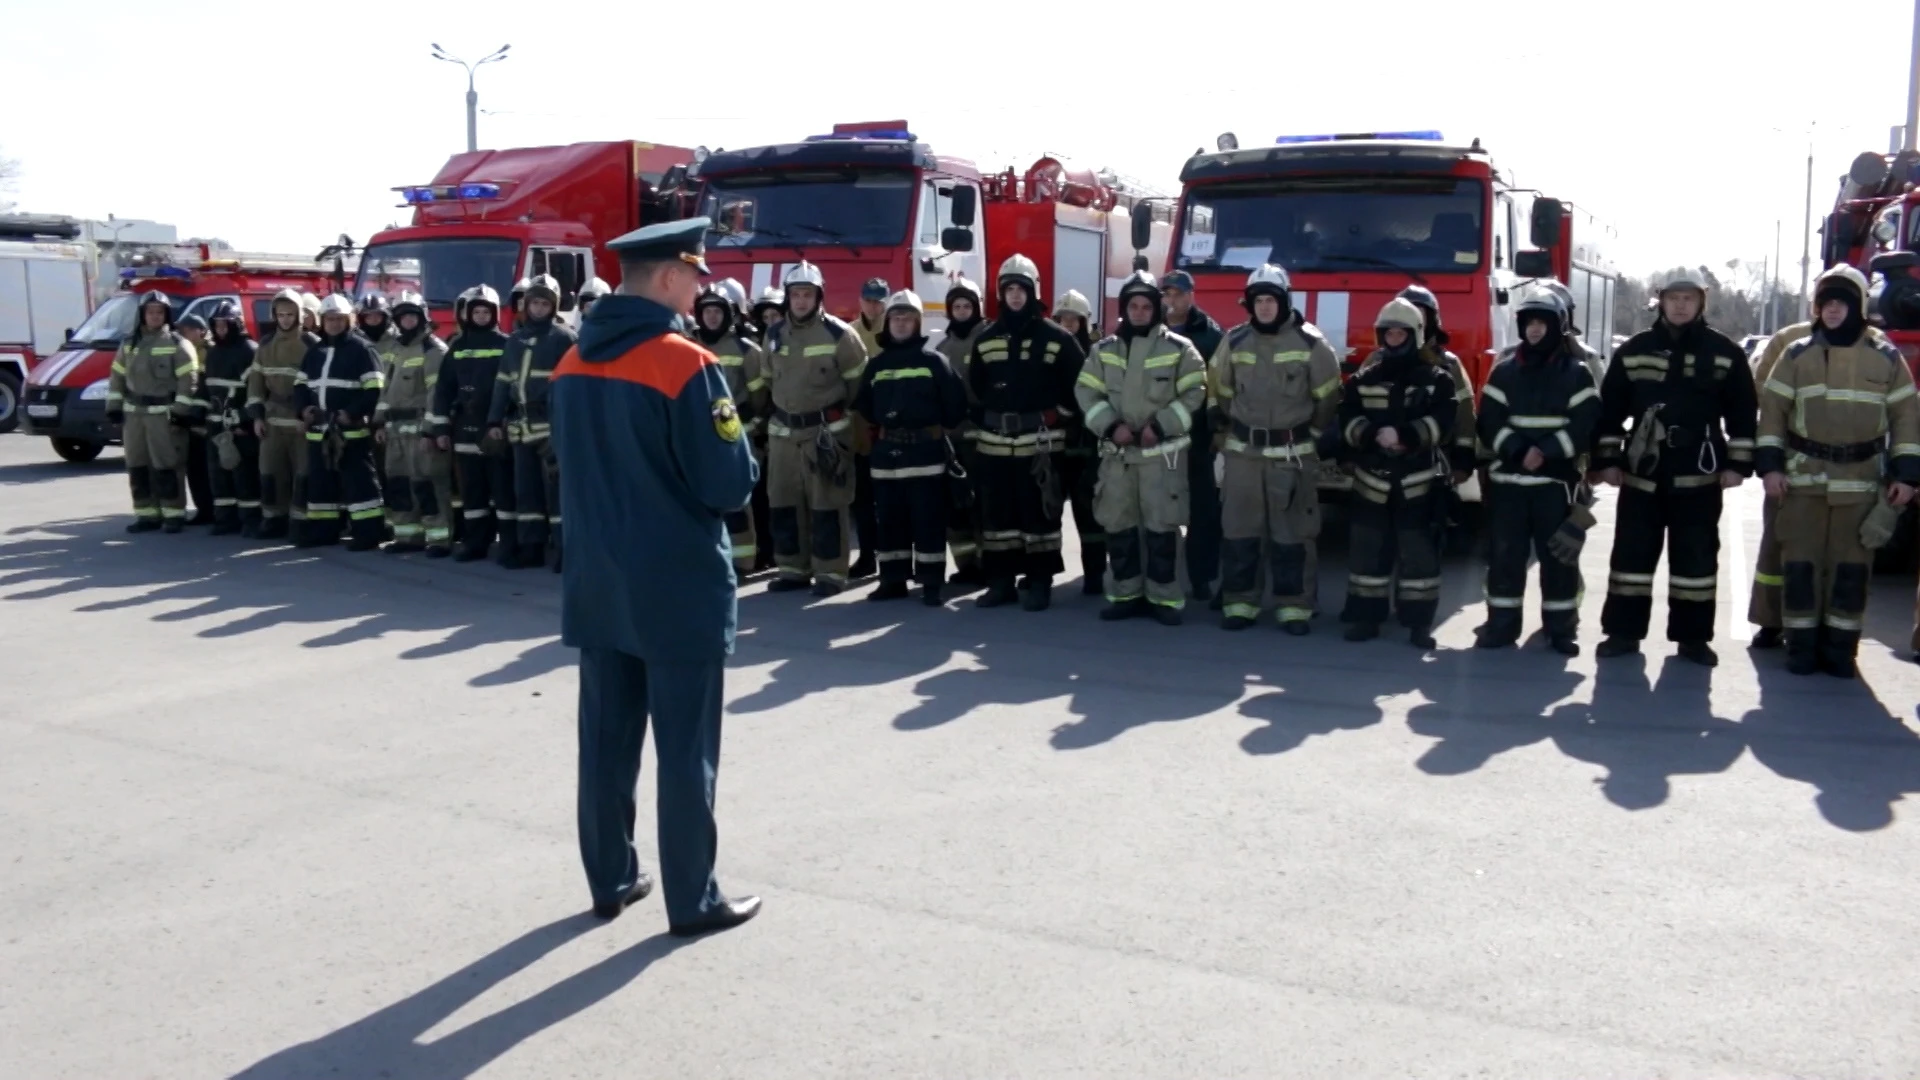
[1513,250,1553,278]
[940,227,974,253]
[559,290,578,313]
[1822,212,1852,266]
[1130,209,1153,253]
[1529,198,1566,248]
[949,185,977,228]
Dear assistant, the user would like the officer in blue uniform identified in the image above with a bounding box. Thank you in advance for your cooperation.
[551,218,763,937]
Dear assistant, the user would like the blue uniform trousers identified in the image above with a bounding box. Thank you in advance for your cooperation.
[577,648,726,925]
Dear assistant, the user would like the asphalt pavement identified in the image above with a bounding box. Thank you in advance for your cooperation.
[2,432,1918,1080]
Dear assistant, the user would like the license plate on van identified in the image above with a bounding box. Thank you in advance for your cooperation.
[26,404,58,419]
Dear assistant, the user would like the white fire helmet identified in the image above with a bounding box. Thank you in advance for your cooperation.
[524,274,562,303]
[998,254,1041,296]
[317,293,356,319]
[885,289,924,316]
[1245,263,1291,296]
[715,277,749,312]
[577,277,612,304]
[1053,289,1093,320]
[783,261,826,294]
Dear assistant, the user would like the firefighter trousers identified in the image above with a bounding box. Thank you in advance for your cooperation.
[1483,482,1582,642]
[206,428,262,533]
[724,443,761,574]
[258,419,308,529]
[1749,494,1783,631]
[1060,447,1108,585]
[301,429,384,548]
[875,471,949,587]
[853,452,877,562]
[123,411,190,524]
[1184,420,1222,595]
[453,447,512,558]
[1341,467,1442,631]
[1095,451,1189,610]
[1219,455,1322,624]
[384,428,454,549]
[946,436,984,573]
[1778,493,1874,667]
[1600,481,1723,643]
[768,428,854,587]
[510,436,561,564]
[749,439,772,571]
[976,447,1066,585]
[186,430,213,520]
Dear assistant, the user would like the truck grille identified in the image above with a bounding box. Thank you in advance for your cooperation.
[26,385,68,407]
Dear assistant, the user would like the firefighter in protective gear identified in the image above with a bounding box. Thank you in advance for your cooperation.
[854,290,970,604]
[1537,278,1606,384]
[1335,298,1456,645]
[358,293,397,512]
[693,283,770,575]
[1052,288,1108,594]
[969,253,1088,610]
[432,286,514,562]
[1161,269,1225,605]
[1756,265,1920,677]
[201,300,261,536]
[1475,289,1602,656]
[1591,270,1758,667]
[510,276,532,320]
[105,291,202,532]
[299,292,322,334]
[174,314,217,526]
[577,276,612,320]
[1209,264,1341,632]
[1077,270,1207,624]
[764,260,869,595]
[246,288,319,538]
[375,291,454,556]
[1746,317,1815,648]
[295,294,387,550]
[751,287,784,345]
[845,278,889,579]
[1396,284,1479,479]
[939,277,991,586]
[746,285,785,569]
[488,273,578,570]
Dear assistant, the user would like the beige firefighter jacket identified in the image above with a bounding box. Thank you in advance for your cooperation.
[1076,322,1207,464]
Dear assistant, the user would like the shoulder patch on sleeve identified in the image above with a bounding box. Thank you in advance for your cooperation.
[711,395,743,442]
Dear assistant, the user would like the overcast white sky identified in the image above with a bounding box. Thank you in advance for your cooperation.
[6,0,1916,287]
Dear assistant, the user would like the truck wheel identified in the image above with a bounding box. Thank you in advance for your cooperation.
[51,437,104,463]
[0,369,20,435]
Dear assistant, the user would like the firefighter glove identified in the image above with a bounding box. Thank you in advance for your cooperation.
[1547,503,1597,566]
[1860,494,1904,550]
[213,430,242,471]
[1626,406,1665,477]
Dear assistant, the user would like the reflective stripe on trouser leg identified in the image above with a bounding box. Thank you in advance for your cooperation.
[207,444,240,527]
[1095,455,1144,602]
[1017,451,1068,582]
[1341,484,1395,627]
[513,441,551,550]
[1062,450,1106,580]
[875,475,915,584]
[299,438,340,545]
[1269,461,1320,623]
[153,465,187,518]
[1824,561,1870,664]
[385,439,418,539]
[1749,494,1784,630]
[769,506,806,580]
[1532,485,1582,639]
[810,508,849,585]
[910,473,950,586]
[1219,454,1266,617]
[413,441,453,546]
[1219,536,1262,619]
[343,437,385,546]
[487,451,517,560]
[1144,530,1182,609]
[1663,488,1723,643]
[1105,527,1143,602]
[1393,492,1442,631]
[1777,493,1832,659]
[1141,454,1190,608]
[1599,483,1662,641]
[454,453,493,554]
[126,464,157,518]
[1481,485,1532,637]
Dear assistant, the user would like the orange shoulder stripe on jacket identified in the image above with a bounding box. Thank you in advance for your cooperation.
[553,333,716,397]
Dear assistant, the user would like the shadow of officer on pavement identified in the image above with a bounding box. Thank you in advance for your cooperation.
[1552,652,1744,811]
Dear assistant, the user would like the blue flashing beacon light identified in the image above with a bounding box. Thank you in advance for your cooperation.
[1274,130,1445,145]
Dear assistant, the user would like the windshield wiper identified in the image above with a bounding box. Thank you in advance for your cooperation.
[789,222,862,257]
[1319,254,1429,284]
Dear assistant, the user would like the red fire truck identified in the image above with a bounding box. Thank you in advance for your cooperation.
[354,140,693,333]
[687,121,1170,330]
[1,215,96,434]
[21,245,344,463]
[1820,148,1920,378]
[1140,129,1618,502]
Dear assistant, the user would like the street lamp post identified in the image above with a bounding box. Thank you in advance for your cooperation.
[430,43,510,153]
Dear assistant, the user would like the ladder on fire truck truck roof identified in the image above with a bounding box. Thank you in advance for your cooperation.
[117,243,355,277]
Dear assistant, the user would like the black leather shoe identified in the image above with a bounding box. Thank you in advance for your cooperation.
[1150,604,1183,627]
[1821,656,1859,679]
[257,519,288,540]
[188,511,215,527]
[1595,637,1640,658]
[810,579,842,598]
[126,519,161,534]
[1409,628,1437,649]
[495,547,524,570]
[1677,641,1719,667]
[1785,652,1820,676]
[209,521,240,536]
[1750,628,1783,650]
[161,519,184,534]
[1474,631,1517,650]
[848,557,876,580]
[1343,623,1379,642]
[765,576,810,592]
[1081,576,1105,596]
[1549,636,1581,657]
[1099,599,1145,621]
[1221,615,1255,631]
[949,565,985,588]
[1281,620,1311,637]
[1189,583,1212,604]
[1019,580,1053,612]
[425,546,452,559]
[868,581,909,602]
[920,584,944,607]
[347,536,381,552]
[453,545,487,563]
[591,873,656,920]
[669,895,762,938]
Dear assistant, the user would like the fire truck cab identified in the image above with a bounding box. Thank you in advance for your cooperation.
[1824,148,1920,379]
[355,140,692,334]
[22,245,342,463]
[1147,130,1614,501]
[688,121,1171,331]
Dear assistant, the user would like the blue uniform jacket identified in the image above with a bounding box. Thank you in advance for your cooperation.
[551,295,760,662]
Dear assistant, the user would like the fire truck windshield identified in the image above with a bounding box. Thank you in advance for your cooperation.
[68,293,186,347]
[353,238,521,305]
[700,168,914,249]
[1176,177,1485,275]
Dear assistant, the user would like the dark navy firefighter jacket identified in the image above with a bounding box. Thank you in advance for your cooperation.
[551,295,760,662]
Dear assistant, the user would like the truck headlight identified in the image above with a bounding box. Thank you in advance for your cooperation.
[80,379,110,401]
